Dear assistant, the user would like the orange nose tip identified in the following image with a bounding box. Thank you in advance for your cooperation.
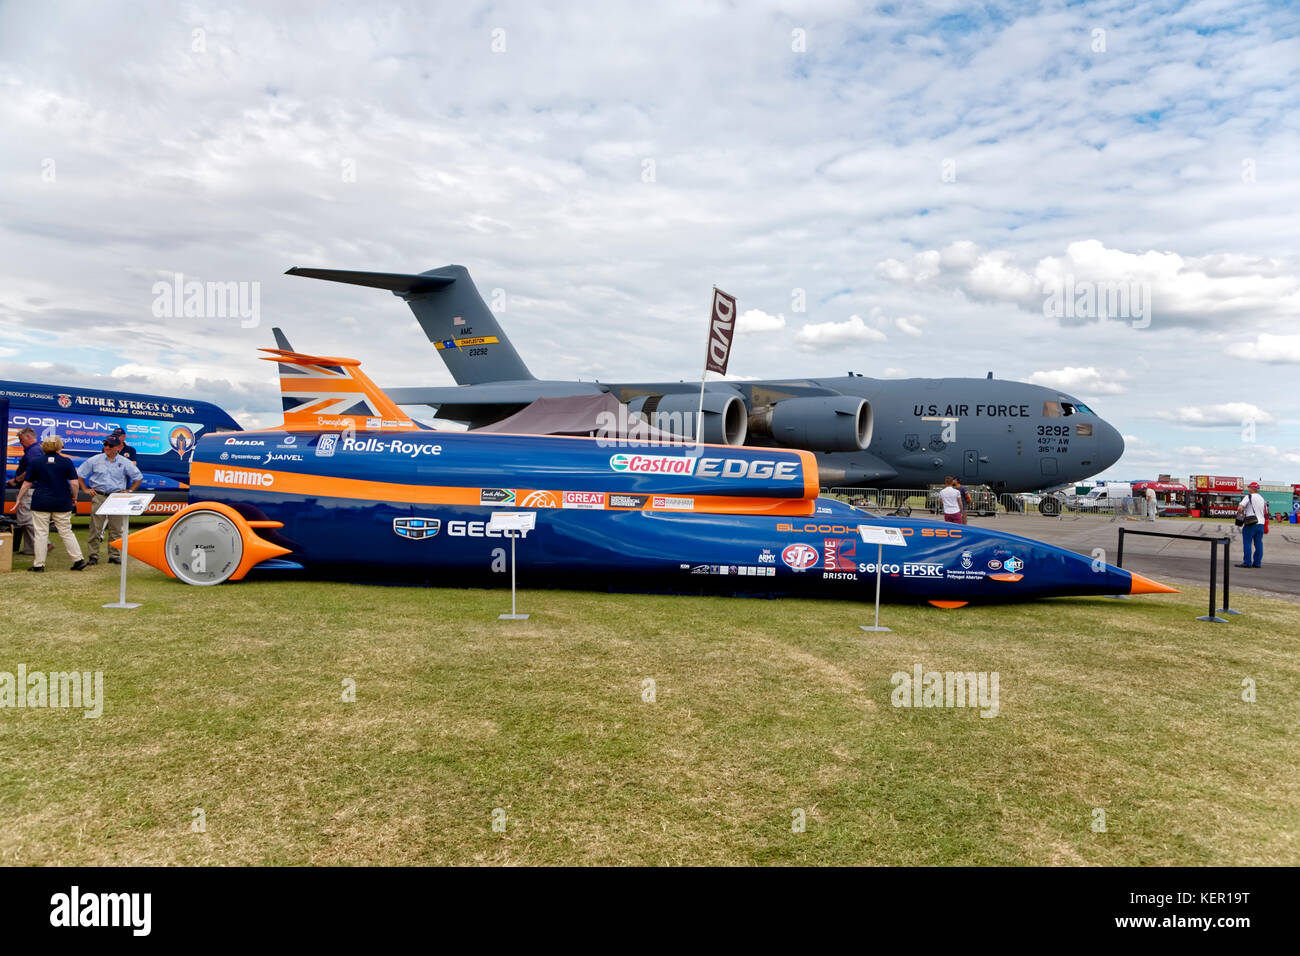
[1128,571,1179,594]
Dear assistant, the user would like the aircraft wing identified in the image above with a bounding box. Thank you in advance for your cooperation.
[386,380,607,407]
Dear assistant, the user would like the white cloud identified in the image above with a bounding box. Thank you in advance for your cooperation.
[1027,366,1128,396]
[894,316,925,337]
[735,308,785,334]
[877,240,1300,329]
[1157,403,1276,427]
[1227,333,1300,364]
[794,314,887,351]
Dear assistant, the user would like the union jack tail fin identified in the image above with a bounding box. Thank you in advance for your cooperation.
[260,348,415,432]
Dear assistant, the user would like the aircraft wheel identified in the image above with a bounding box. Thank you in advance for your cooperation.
[164,507,245,585]
[1039,495,1061,517]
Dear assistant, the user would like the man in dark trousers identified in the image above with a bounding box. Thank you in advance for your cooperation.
[7,427,43,555]
[76,435,143,565]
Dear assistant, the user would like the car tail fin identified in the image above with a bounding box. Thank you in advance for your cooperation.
[260,347,416,432]
[285,264,535,385]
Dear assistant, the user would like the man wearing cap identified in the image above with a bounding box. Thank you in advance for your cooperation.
[77,436,143,565]
[109,427,138,462]
[1236,481,1268,569]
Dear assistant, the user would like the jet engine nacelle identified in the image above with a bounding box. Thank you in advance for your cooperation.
[749,396,872,452]
[627,391,748,446]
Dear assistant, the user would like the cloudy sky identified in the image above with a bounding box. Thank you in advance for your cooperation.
[2,0,1297,483]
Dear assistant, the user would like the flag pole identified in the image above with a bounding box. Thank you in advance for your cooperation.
[695,286,716,449]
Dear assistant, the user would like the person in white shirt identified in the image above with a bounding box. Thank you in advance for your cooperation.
[1236,482,1268,568]
[1144,485,1157,521]
[939,477,963,523]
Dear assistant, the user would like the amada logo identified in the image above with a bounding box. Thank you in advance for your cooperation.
[782,543,819,571]
[609,453,697,475]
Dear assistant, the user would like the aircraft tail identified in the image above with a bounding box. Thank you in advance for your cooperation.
[285,265,534,385]
[260,347,416,432]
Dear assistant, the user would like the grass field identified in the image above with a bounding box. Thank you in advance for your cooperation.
[2,526,1298,866]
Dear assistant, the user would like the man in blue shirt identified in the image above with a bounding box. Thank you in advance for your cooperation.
[77,436,143,565]
[6,427,44,555]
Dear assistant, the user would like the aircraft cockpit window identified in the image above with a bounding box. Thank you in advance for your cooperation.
[1076,424,1093,436]
[1074,402,1094,414]
[1042,401,1061,418]
[1059,401,1076,416]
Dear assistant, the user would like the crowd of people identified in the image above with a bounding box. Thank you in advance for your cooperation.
[7,429,142,571]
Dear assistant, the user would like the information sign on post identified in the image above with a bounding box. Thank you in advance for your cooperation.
[857,525,909,633]
[98,493,156,609]
[486,511,536,621]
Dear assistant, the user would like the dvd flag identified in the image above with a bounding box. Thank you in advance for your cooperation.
[705,288,737,376]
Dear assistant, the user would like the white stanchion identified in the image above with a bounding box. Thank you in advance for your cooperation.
[98,492,155,610]
[857,524,908,633]
[487,511,536,620]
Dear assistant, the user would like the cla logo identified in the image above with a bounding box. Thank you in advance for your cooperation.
[960,551,973,570]
[393,517,440,540]
[519,490,558,508]
[316,435,337,458]
[1003,556,1024,574]
[782,543,819,571]
[57,393,72,409]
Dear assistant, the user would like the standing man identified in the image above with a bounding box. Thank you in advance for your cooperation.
[109,427,138,462]
[953,478,971,524]
[939,477,963,524]
[7,427,43,555]
[1236,481,1268,569]
[77,435,142,565]
[1144,484,1158,521]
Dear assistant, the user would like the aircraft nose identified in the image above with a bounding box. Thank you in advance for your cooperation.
[1096,420,1125,470]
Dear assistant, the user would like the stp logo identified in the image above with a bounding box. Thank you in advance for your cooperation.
[781,543,819,571]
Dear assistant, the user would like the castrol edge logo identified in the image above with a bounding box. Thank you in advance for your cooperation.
[609,453,696,475]
[608,453,799,480]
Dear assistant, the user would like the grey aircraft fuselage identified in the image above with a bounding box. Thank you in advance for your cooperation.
[284,264,1124,493]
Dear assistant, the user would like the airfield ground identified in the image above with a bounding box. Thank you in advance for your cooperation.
[2,524,1297,866]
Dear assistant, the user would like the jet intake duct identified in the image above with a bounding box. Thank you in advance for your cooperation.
[749,396,871,452]
[627,392,748,446]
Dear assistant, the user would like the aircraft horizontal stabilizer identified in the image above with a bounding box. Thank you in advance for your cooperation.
[284,267,455,295]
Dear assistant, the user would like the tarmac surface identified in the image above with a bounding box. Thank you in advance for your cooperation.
[971,513,1300,604]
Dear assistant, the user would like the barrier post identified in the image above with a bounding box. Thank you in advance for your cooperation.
[1218,536,1241,616]
[1197,538,1227,623]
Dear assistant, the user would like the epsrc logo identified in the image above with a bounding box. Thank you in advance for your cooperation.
[781,543,819,571]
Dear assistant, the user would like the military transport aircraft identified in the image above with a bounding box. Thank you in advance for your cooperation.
[285,264,1124,493]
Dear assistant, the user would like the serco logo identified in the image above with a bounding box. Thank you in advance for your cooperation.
[609,453,697,475]
[782,543,819,571]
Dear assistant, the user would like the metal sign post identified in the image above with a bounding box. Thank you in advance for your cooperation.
[857,525,909,633]
[487,511,536,620]
[98,492,155,610]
